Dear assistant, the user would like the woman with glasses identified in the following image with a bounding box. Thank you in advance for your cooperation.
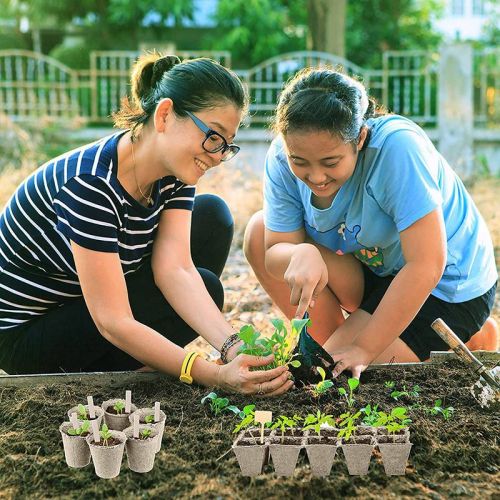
[0,53,293,397]
[244,68,498,379]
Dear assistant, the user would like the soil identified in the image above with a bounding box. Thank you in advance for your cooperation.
[105,406,131,416]
[1,359,499,499]
[269,437,302,445]
[307,436,339,445]
[90,437,123,447]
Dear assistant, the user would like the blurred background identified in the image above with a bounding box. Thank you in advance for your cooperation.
[0,0,498,347]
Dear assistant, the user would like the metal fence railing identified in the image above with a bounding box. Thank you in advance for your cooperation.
[0,48,498,129]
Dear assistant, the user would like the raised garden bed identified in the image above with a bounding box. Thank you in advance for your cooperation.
[0,357,498,498]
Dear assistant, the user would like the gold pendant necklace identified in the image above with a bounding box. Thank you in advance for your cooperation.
[131,141,154,206]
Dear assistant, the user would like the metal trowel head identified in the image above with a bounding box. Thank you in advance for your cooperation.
[471,365,500,408]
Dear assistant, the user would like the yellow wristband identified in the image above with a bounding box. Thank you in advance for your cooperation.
[179,352,200,385]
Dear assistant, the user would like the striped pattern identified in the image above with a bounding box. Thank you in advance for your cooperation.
[0,131,195,332]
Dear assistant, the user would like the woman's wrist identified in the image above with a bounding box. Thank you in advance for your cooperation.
[191,356,221,387]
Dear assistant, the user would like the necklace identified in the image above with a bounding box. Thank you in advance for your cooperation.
[131,141,154,206]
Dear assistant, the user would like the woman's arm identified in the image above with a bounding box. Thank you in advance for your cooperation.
[72,241,292,395]
[328,208,447,377]
[265,227,329,318]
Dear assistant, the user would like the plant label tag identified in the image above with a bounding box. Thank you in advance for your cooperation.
[91,419,100,443]
[254,410,272,444]
[87,396,96,419]
[70,412,79,429]
[154,402,160,422]
[254,411,272,424]
[133,413,139,439]
[125,390,132,413]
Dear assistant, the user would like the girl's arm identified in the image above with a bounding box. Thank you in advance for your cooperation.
[72,240,292,395]
[328,208,447,377]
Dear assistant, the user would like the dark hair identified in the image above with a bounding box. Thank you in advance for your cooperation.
[273,68,386,142]
[113,53,248,139]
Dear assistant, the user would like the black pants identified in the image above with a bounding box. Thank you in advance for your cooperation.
[0,194,233,374]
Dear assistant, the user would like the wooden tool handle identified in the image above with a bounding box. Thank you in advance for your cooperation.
[431,318,483,370]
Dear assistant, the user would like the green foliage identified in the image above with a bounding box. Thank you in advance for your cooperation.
[99,423,113,445]
[201,392,240,417]
[237,318,306,369]
[374,407,412,433]
[427,399,454,420]
[140,428,152,439]
[336,410,361,442]
[270,414,303,442]
[303,410,335,437]
[389,384,420,401]
[113,401,125,414]
[338,378,360,408]
[49,42,93,70]
[77,404,87,420]
[360,404,381,426]
[67,420,90,436]
[346,0,443,68]
[205,0,306,67]
[233,404,256,434]
[0,32,29,51]
[144,414,155,424]
[311,366,334,397]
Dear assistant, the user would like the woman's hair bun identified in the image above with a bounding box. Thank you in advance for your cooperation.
[151,55,181,87]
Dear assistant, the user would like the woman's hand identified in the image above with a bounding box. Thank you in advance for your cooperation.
[218,353,294,397]
[285,243,329,318]
[331,345,372,379]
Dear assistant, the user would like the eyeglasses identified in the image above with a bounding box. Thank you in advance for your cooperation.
[186,111,240,162]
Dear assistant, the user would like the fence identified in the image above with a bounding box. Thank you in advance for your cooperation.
[0,46,498,129]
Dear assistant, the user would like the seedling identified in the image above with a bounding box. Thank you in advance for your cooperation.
[338,378,360,408]
[374,407,412,433]
[236,318,308,369]
[360,404,381,426]
[67,420,90,436]
[303,410,335,437]
[384,381,395,389]
[310,366,334,397]
[113,400,126,414]
[201,392,240,416]
[427,399,454,420]
[77,403,87,420]
[336,410,361,442]
[233,405,256,434]
[100,423,113,446]
[389,384,420,401]
[145,414,155,424]
[140,428,152,439]
[270,414,303,443]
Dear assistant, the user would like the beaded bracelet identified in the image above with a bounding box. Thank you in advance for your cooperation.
[220,333,241,364]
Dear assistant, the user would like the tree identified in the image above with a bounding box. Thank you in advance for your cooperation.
[346,0,443,68]
[307,0,346,57]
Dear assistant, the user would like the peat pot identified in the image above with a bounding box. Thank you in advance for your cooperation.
[86,430,127,479]
[124,425,158,473]
[232,429,270,477]
[59,421,91,468]
[268,431,304,477]
[376,432,413,475]
[128,408,166,453]
[341,435,375,476]
[304,429,340,477]
[67,405,104,428]
[102,399,138,431]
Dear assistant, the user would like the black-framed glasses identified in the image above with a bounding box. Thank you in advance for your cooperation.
[186,111,240,161]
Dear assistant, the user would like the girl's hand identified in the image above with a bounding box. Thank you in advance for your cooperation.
[331,345,372,379]
[218,353,294,397]
[285,243,329,319]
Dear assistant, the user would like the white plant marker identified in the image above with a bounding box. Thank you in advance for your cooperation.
[87,396,96,419]
[154,402,160,422]
[125,390,132,413]
[254,410,272,444]
[133,413,139,439]
[91,419,100,443]
[70,412,79,429]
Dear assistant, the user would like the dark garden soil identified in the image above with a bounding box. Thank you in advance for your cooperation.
[0,359,498,499]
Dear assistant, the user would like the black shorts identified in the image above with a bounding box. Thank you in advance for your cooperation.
[359,265,497,361]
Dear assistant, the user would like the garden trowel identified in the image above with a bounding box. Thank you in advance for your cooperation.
[431,318,500,408]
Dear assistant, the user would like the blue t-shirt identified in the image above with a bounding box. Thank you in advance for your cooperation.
[264,114,497,303]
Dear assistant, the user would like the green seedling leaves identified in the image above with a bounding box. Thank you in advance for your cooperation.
[100,423,113,445]
[145,414,155,424]
[77,404,87,420]
[201,392,240,417]
[140,428,152,439]
[338,377,360,408]
[428,399,454,420]
[303,410,335,436]
[67,420,90,436]
[113,401,125,414]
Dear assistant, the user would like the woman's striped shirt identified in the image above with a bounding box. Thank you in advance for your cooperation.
[0,131,195,332]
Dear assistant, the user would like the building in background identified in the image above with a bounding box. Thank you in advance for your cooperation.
[433,0,498,40]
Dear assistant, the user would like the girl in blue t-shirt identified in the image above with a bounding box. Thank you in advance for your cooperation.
[0,54,293,397]
[244,68,498,379]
